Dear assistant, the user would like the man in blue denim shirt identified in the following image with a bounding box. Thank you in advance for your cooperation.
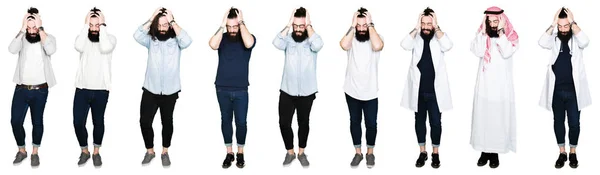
[209,7,256,169]
[272,7,323,167]
[133,7,192,166]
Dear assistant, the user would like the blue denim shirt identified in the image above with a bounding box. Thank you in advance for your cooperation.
[134,25,192,95]
[272,32,324,96]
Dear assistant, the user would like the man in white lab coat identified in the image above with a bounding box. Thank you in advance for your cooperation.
[469,6,519,169]
[400,7,453,169]
[538,7,590,169]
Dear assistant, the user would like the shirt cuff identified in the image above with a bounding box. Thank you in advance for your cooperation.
[176,29,189,40]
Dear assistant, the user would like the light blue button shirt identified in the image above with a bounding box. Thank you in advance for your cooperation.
[134,25,192,95]
[272,32,324,96]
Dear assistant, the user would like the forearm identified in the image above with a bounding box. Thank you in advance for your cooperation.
[171,22,182,36]
[279,25,290,37]
[240,23,254,48]
[307,25,315,37]
[369,27,383,51]
[340,26,354,50]
[435,26,444,39]
[409,27,418,38]
[142,19,152,31]
[571,23,581,35]
[209,26,224,50]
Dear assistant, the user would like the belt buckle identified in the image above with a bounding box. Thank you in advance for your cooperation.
[27,85,38,90]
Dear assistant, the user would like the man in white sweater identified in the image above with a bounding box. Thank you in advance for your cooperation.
[8,7,57,167]
[72,7,116,167]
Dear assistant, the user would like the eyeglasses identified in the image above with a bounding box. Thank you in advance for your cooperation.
[292,24,306,29]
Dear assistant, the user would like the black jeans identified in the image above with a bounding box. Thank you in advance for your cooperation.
[415,92,442,147]
[140,88,179,149]
[552,90,580,147]
[278,90,316,150]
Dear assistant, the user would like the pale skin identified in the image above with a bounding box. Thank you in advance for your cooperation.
[481,15,506,36]
[410,12,445,40]
[546,8,581,36]
[19,13,47,46]
[279,9,315,41]
[142,8,182,155]
[280,8,315,156]
[17,13,46,155]
[209,8,255,50]
[545,8,580,155]
[80,11,105,155]
[143,8,182,37]
[340,11,384,51]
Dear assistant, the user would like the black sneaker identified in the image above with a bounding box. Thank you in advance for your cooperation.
[236,153,245,168]
[555,153,567,169]
[415,152,428,167]
[477,152,489,166]
[431,153,440,168]
[489,153,499,168]
[222,153,235,169]
[569,153,578,168]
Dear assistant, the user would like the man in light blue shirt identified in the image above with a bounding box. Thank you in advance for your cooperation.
[133,7,192,167]
[272,7,323,167]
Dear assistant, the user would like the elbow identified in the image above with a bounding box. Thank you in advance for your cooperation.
[209,41,219,50]
[373,45,383,52]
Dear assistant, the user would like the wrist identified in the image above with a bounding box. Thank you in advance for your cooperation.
[239,20,245,26]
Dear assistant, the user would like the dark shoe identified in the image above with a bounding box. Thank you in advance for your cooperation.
[92,153,102,167]
[569,153,578,168]
[236,153,245,168]
[415,152,428,168]
[30,154,40,167]
[77,152,91,165]
[222,153,234,169]
[489,153,499,168]
[431,153,440,168]
[555,153,567,169]
[477,152,489,166]
[13,151,27,164]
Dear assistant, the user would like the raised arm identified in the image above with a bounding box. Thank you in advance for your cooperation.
[364,12,383,51]
[340,12,358,51]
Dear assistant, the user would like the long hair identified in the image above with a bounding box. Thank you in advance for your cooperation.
[148,13,176,41]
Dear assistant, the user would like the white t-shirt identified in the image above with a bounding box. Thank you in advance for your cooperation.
[343,35,382,101]
[21,42,46,85]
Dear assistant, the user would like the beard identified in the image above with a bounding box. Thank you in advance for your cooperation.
[156,29,176,41]
[420,28,435,41]
[88,30,100,42]
[557,30,573,43]
[291,30,309,43]
[226,30,242,42]
[486,25,500,38]
[25,32,41,43]
[355,30,370,42]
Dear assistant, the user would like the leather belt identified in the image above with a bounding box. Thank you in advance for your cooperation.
[16,83,48,90]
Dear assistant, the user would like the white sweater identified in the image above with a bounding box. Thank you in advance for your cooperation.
[74,24,117,91]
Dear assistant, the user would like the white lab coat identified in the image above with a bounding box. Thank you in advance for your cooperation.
[469,31,518,153]
[400,33,453,113]
[538,31,591,111]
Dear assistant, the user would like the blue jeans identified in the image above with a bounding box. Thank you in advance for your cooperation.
[73,88,109,148]
[345,93,378,148]
[415,92,442,147]
[11,85,49,147]
[216,89,248,147]
[552,90,580,147]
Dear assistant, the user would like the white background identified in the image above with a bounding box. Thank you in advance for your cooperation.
[0,0,597,174]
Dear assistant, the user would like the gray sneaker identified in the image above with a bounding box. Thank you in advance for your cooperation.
[92,154,102,167]
[298,153,310,167]
[13,151,27,164]
[366,154,375,168]
[141,152,155,164]
[161,153,171,166]
[31,154,40,167]
[78,152,91,165]
[350,153,364,167]
[282,153,296,166]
